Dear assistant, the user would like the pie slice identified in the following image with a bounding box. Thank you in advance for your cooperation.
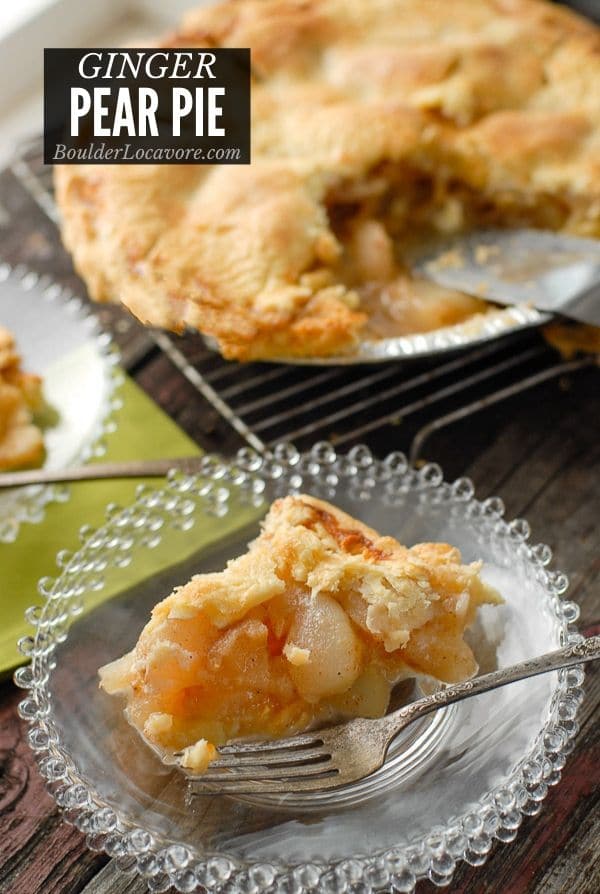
[99,495,502,772]
[0,326,44,471]
[55,0,600,360]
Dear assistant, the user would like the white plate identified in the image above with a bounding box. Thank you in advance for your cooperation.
[0,264,121,542]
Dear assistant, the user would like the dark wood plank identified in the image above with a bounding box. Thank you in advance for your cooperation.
[135,351,245,455]
[79,862,147,894]
[421,374,600,894]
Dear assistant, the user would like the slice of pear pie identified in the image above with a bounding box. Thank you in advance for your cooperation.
[99,495,502,773]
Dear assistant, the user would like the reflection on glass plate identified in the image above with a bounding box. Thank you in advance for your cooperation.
[15,445,584,892]
[0,264,122,542]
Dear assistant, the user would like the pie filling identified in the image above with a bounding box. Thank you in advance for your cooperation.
[321,163,574,340]
[0,326,44,471]
[99,495,502,773]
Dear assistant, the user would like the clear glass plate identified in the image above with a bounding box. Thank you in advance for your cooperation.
[15,444,584,893]
[0,263,121,542]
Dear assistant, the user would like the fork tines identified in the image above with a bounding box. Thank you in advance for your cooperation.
[177,733,340,794]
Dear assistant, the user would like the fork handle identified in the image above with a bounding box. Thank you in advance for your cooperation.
[0,456,203,487]
[380,635,600,744]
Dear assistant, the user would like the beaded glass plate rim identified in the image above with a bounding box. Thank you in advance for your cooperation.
[15,443,584,894]
[0,262,123,543]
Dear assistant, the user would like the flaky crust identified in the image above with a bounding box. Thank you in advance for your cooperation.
[55,0,600,359]
[0,326,44,470]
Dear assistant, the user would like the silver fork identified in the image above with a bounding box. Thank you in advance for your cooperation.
[181,636,600,795]
[0,456,204,487]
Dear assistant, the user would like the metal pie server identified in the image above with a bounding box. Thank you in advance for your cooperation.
[413,229,600,327]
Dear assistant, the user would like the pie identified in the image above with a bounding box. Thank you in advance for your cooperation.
[0,326,44,471]
[99,495,502,771]
[55,0,600,361]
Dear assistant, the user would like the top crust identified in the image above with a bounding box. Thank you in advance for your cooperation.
[55,0,600,359]
[124,493,501,664]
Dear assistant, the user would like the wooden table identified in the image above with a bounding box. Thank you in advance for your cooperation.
[0,156,599,894]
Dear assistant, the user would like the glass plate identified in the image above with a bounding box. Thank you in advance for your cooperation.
[15,444,584,893]
[0,263,121,542]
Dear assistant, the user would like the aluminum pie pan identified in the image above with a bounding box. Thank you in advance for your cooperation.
[204,304,551,366]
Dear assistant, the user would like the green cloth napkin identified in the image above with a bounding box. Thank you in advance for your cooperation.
[0,375,202,676]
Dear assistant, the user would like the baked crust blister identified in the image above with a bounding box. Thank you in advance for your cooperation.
[0,326,44,471]
[99,495,502,771]
[55,0,600,360]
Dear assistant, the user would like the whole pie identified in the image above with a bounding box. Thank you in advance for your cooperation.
[99,495,502,771]
[0,326,44,471]
[56,0,600,360]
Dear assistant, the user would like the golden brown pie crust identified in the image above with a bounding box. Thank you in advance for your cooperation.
[55,0,600,360]
[0,326,44,471]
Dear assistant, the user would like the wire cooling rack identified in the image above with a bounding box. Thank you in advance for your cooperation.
[8,138,597,461]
